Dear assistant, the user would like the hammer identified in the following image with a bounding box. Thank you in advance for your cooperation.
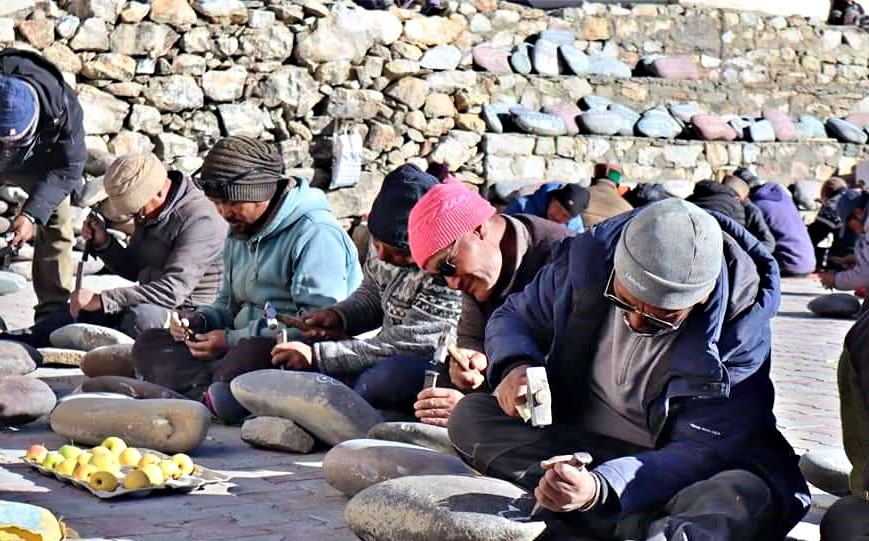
[530,451,593,517]
[514,366,552,427]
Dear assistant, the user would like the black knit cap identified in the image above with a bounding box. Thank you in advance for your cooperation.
[368,163,438,251]
[198,136,284,202]
[551,183,590,217]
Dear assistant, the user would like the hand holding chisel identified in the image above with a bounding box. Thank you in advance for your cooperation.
[530,451,593,517]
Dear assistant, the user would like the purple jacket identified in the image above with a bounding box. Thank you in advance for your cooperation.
[750,183,816,275]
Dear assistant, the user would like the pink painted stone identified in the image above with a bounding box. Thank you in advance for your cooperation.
[650,56,700,80]
[845,113,869,128]
[692,114,737,141]
[762,108,798,142]
[473,43,512,74]
[542,103,581,135]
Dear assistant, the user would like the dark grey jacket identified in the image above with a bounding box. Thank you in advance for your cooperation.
[744,200,776,253]
[96,172,227,313]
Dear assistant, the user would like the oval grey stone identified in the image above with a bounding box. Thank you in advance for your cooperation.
[325,439,476,497]
[345,475,546,541]
[0,376,56,426]
[799,448,851,497]
[0,340,39,376]
[0,271,26,295]
[512,111,567,136]
[578,110,622,136]
[509,43,532,75]
[588,56,631,78]
[559,44,588,76]
[532,38,561,76]
[636,110,682,139]
[579,95,612,111]
[808,293,862,318]
[420,45,461,71]
[748,120,776,142]
[80,344,135,378]
[827,118,869,144]
[608,103,640,136]
[367,421,456,456]
[241,416,315,453]
[50,323,134,351]
[231,370,383,446]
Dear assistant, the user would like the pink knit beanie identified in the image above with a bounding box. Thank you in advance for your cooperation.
[408,180,496,268]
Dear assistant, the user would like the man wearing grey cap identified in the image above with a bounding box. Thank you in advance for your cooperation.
[448,199,809,540]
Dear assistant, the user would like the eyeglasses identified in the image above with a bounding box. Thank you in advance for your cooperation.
[437,237,462,278]
[603,271,684,335]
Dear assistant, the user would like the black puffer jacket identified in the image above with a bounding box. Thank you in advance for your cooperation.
[687,180,746,226]
[0,49,86,224]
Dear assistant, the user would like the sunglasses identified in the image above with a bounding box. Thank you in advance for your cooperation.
[603,271,684,335]
[437,238,462,278]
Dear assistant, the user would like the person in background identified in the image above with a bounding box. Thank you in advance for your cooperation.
[582,163,633,226]
[722,175,777,253]
[750,180,816,276]
[623,182,671,208]
[686,179,746,226]
[504,182,589,232]
[820,190,869,295]
[810,177,857,271]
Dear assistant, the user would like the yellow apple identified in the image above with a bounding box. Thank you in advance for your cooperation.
[73,463,97,482]
[90,446,112,456]
[139,463,164,485]
[88,470,119,492]
[158,460,181,480]
[122,469,153,490]
[42,452,65,470]
[118,448,142,467]
[57,444,81,460]
[137,453,161,469]
[89,452,118,472]
[55,458,77,477]
[100,436,127,457]
[24,444,49,463]
[171,454,195,476]
[76,452,93,466]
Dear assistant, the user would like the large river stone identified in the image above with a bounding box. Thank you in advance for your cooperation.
[827,118,868,144]
[38,347,85,367]
[0,270,26,295]
[50,323,134,351]
[81,376,189,399]
[345,475,545,541]
[608,103,640,136]
[241,416,315,453]
[231,370,383,446]
[512,111,566,136]
[0,340,40,375]
[0,376,56,426]
[80,344,135,378]
[578,110,622,136]
[532,38,561,76]
[50,396,211,453]
[799,448,851,497]
[367,421,456,455]
[325,439,476,497]
[808,293,862,318]
[636,110,682,139]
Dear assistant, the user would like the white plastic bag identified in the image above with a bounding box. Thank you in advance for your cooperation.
[331,126,363,189]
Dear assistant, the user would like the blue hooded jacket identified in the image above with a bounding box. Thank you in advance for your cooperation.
[504,182,584,233]
[750,182,816,275]
[198,179,362,345]
[485,208,809,537]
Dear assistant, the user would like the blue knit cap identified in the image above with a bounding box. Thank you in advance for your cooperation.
[368,163,438,251]
[0,76,37,140]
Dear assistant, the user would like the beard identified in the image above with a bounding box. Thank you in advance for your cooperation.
[228,220,257,237]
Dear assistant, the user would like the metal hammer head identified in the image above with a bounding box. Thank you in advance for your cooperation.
[525,366,552,427]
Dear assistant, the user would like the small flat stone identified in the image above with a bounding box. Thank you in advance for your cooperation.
[799,448,852,497]
[532,38,561,76]
[50,396,211,453]
[0,376,56,427]
[578,110,622,136]
[473,43,512,74]
[512,111,567,136]
[559,44,588,76]
[241,416,315,453]
[345,475,545,541]
[482,103,511,133]
[827,118,868,144]
[542,103,581,136]
[420,45,461,71]
[231,370,383,447]
[367,421,456,455]
[81,376,189,399]
[509,43,532,75]
[808,293,862,318]
[0,340,39,376]
[0,270,26,295]
[579,95,612,111]
[38,347,85,367]
[637,110,682,139]
[80,344,134,378]
[692,114,738,141]
[747,120,776,142]
[325,439,476,497]
[649,56,699,80]
[608,103,640,136]
[588,55,631,78]
[49,323,134,351]
[763,109,798,142]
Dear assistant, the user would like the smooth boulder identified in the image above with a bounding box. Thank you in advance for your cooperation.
[748,120,776,142]
[0,340,39,375]
[241,416,315,453]
[636,110,682,139]
[50,396,211,453]
[509,43,532,74]
[578,110,622,136]
[808,293,862,318]
[692,114,737,141]
[667,102,700,124]
[796,115,827,139]
[0,376,56,426]
[482,103,511,133]
[325,439,476,497]
[81,376,189,399]
[588,56,631,78]
[579,95,612,111]
[542,103,580,135]
[0,270,26,295]
[80,344,135,378]
[512,111,567,136]
[763,109,798,142]
[345,475,545,541]
[472,43,512,74]
[532,38,561,76]
[367,421,456,455]
[559,44,588,76]
[50,323,134,351]
[231,370,383,446]
[649,56,699,80]
[799,448,852,497]
[608,103,640,136]
[827,118,869,144]
[38,347,85,367]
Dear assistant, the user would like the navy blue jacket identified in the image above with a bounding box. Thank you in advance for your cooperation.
[485,209,810,537]
[504,182,584,233]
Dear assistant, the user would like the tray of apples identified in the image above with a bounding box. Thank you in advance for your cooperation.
[21,436,229,499]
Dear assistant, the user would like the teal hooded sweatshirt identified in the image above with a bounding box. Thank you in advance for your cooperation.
[197,179,362,345]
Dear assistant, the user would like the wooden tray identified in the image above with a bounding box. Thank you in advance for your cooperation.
[22,449,229,499]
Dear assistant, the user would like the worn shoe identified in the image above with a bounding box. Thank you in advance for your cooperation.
[204,381,250,425]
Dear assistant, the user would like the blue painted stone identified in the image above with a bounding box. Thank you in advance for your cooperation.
[539,29,575,46]
[420,45,461,71]
[482,103,511,133]
[579,95,612,110]
[578,110,622,136]
[748,120,776,142]
[510,43,533,74]
[559,44,589,76]
[796,115,827,139]
[827,118,868,144]
[533,38,561,76]
[513,111,567,136]
[608,103,640,136]
[636,110,682,139]
[667,102,701,124]
[588,56,632,78]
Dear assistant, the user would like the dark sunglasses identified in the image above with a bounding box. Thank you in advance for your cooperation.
[437,238,462,278]
[603,270,684,335]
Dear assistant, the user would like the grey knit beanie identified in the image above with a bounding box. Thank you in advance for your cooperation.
[614,199,723,310]
[198,136,284,202]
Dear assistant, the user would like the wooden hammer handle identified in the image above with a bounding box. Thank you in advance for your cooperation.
[446,343,472,371]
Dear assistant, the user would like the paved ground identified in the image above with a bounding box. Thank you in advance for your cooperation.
[0,275,855,540]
